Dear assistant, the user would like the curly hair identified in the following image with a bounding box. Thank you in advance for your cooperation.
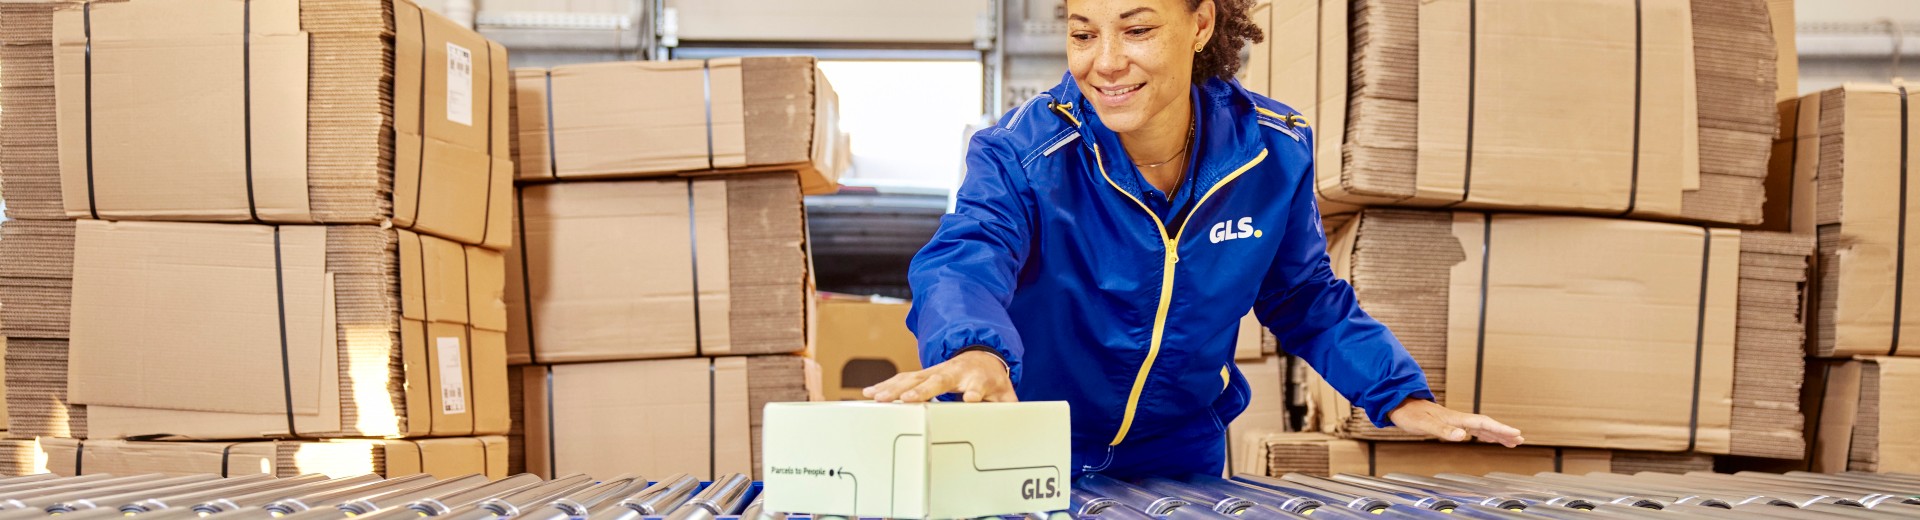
[1189,0,1265,85]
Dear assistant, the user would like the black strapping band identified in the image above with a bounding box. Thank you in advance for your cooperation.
[1893,86,1911,357]
[73,442,84,476]
[82,3,98,220]
[1685,227,1712,452]
[476,42,497,244]
[709,360,718,479]
[515,190,538,361]
[1448,0,1479,207]
[220,444,234,478]
[1366,442,1377,476]
[703,60,715,171]
[544,367,557,478]
[544,70,560,179]
[686,180,714,477]
[1620,0,1643,216]
[242,0,260,223]
[273,227,297,438]
[1552,449,1564,473]
[408,10,429,225]
[1471,214,1493,414]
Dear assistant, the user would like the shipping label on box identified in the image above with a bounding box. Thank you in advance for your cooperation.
[762,402,1069,518]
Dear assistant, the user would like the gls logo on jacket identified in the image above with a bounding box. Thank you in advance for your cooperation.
[1209,217,1261,244]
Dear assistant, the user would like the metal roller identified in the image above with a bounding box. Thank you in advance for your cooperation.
[121,474,328,513]
[1726,472,1920,506]
[1339,473,1525,511]
[1070,488,1119,516]
[664,473,751,518]
[735,492,784,520]
[1184,476,1321,515]
[1135,477,1253,514]
[329,474,487,516]
[601,473,700,516]
[35,474,273,515]
[1655,472,1865,507]
[1228,474,1391,514]
[1688,472,1888,507]
[1282,473,1459,513]
[0,474,216,512]
[261,474,437,515]
[513,474,647,520]
[1523,472,1738,508]
[401,474,545,516]
[1074,475,1187,515]
[432,474,596,520]
[1447,473,1664,509]
[1084,504,1157,520]
[191,475,384,515]
[0,474,170,509]
[0,475,114,497]
[1381,473,1596,510]
[1787,472,1920,496]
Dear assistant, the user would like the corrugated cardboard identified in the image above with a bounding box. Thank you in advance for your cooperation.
[2,1,82,221]
[510,57,845,195]
[0,439,47,477]
[1768,0,1796,102]
[520,355,818,481]
[1268,0,1778,226]
[41,437,509,479]
[1790,84,1920,358]
[1244,432,1614,477]
[507,174,811,364]
[1307,210,1812,457]
[519,358,752,481]
[812,295,920,401]
[1809,357,1920,473]
[67,220,508,439]
[47,0,512,249]
[761,402,1071,518]
[1228,356,1287,476]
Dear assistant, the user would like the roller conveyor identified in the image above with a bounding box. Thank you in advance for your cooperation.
[0,468,1912,519]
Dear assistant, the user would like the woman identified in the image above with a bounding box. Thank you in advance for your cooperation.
[864,0,1524,479]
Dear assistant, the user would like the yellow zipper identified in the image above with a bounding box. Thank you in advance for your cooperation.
[1090,141,1270,446]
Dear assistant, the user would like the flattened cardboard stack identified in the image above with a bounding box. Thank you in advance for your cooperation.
[0,0,85,440]
[1250,433,1615,477]
[66,221,509,440]
[0,439,42,476]
[1606,451,1718,475]
[0,1,65,220]
[510,57,846,195]
[1780,84,1920,358]
[39,437,509,479]
[506,174,812,363]
[1306,210,1810,459]
[1258,0,1779,225]
[518,355,821,481]
[44,0,513,248]
[1808,357,1920,473]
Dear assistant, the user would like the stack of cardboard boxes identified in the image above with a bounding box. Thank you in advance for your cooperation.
[504,57,845,481]
[1780,83,1920,473]
[1229,0,1811,475]
[0,0,517,479]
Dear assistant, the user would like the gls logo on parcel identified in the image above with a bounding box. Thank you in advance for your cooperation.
[1021,478,1059,500]
[1209,217,1262,244]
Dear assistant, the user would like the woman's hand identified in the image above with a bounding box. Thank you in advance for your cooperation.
[1387,398,1525,447]
[863,350,1018,403]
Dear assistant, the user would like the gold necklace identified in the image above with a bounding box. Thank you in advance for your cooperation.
[1134,115,1196,169]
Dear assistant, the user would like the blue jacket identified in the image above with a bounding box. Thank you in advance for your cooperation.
[907,74,1432,461]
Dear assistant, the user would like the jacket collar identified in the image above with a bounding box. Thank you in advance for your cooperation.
[1045,72,1266,197]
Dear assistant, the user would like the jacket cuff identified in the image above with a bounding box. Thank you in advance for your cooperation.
[940,342,1021,387]
[1364,387,1438,429]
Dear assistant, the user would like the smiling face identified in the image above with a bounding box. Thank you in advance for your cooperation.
[1066,0,1215,135]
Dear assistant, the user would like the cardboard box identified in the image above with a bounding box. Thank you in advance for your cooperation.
[1306,210,1811,458]
[1768,0,1796,102]
[1228,356,1287,476]
[40,437,508,479]
[66,220,509,439]
[1809,357,1920,473]
[47,0,512,249]
[761,402,1070,518]
[0,219,73,340]
[1782,85,1920,358]
[519,355,819,481]
[5,337,85,439]
[506,174,811,364]
[510,57,845,195]
[1263,0,1778,226]
[812,295,920,401]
